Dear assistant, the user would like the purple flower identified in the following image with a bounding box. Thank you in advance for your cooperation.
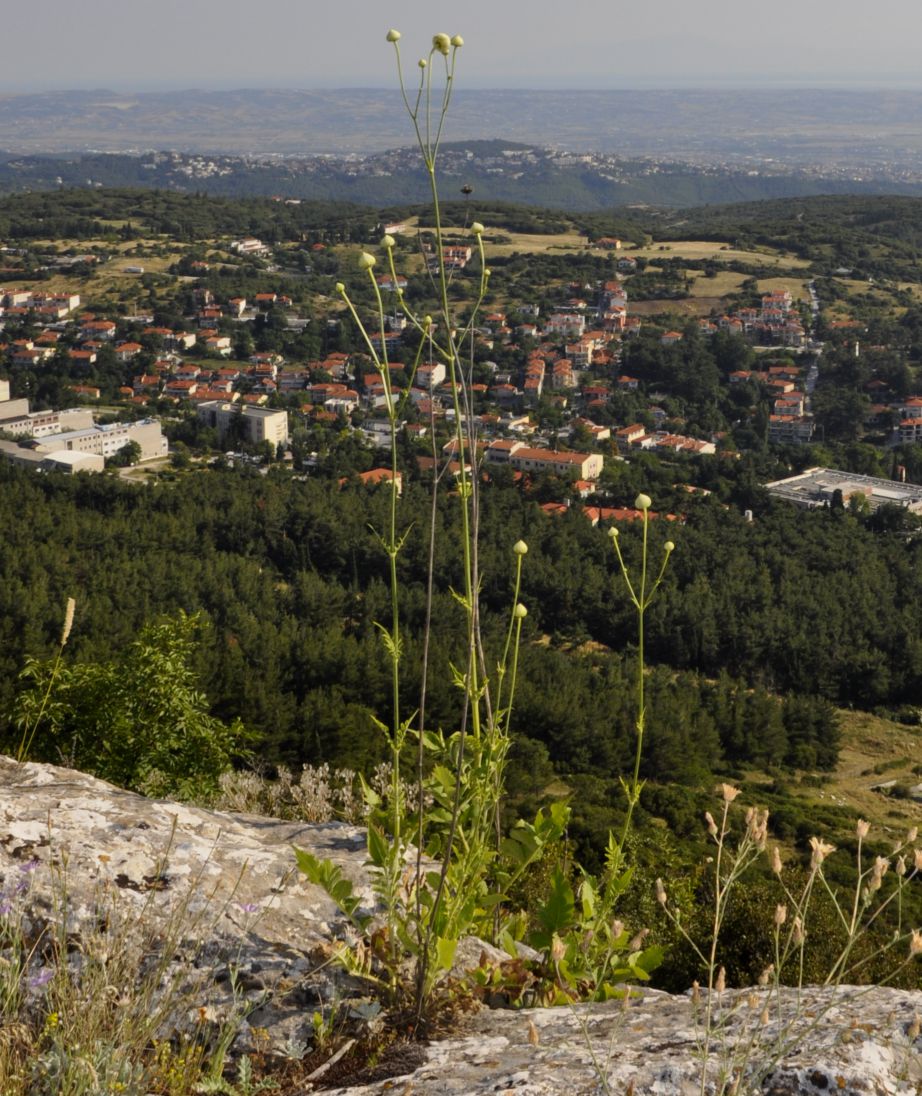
[237,902,259,914]
[27,968,53,989]
[18,859,39,874]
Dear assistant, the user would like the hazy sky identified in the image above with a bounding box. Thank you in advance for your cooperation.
[4,0,922,92]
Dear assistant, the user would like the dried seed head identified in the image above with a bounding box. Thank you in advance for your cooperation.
[809,836,835,870]
[869,856,889,892]
[715,966,726,994]
[655,878,667,906]
[906,826,918,844]
[915,848,922,873]
[910,930,922,958]
[792,917,805,946]
[770,845,783,876]
[758,964,774,986]
[628,929,649,951]
[550,934,566,964]
[774,904,787,927]
[704,811,718,838]
[719,783,741,803]
[855,818,870,840]
[897,855,907,877]
[611,920,624,941]
[60,597,76,647]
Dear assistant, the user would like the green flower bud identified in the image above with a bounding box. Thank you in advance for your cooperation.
[635,493,652,511]
[433,33,451,55]
[418,58,427,69]
[358,252,376,270]
[484,268,492,277]
[665,540,675,553]
[386,29,401,42]
[607,526,619,539]
[381,234,396,249]
[334,282,345,293]
[471,222,485,236]
[513,539,528,555]
[451,34,464,47]
[514,603,528,619]
[423,314,432,327]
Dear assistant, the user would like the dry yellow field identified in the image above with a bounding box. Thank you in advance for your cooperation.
[632,239,811,269]
[756,276,810,302]
[687,270,748,298]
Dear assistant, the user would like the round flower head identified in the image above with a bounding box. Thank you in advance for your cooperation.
[418,58,427,69]
[433,33,451,55]
[513,539,528,555]
[358,252,376,270]
[451,34,464,47]
[471,222,485,236]
[334,282,345,294]
[607,526,619,539]
[381,234,395,249]
[635,493,652,511]
[664,540,675,553]
[514,603,528,619]
[386,29,401,42]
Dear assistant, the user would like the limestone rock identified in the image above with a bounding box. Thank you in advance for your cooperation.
[1,757,920,1094]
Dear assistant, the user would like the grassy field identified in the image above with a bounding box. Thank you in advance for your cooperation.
[632,239,811,269]
[742,709,921,843]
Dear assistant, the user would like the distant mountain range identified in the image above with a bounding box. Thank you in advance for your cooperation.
[3,87,922,167]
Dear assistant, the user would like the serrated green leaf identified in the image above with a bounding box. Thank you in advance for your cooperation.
[435,936,458,972]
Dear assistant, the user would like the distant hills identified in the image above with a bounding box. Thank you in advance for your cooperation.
[3,143,922,213]
[4,87,922,211]
[3,87,922,165]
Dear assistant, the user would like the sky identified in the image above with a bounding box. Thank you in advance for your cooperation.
[4,0,922,93]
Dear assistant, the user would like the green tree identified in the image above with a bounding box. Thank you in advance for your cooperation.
[13,612,246,799]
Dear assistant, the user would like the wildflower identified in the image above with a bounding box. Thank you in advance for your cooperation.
[719,783,741,803]
[471,221,484,236]
[27,967,53,989]
[664,540,675,553]
[704,811,718,838]
[358,252,376,270]
[432,33,451,55]
[809,836,835,869]
[386,29,401,42]
[61,597,76,647]
[607,526,619,540]
[451,34,464,47]
[335,282,345,294]
[610,920,624,940]
[634,493,652,511]
[770,845,783,876]
[628,929,649,951]
[381,235,396,249]
[792,917,805,945]
[757,964,774,986]
[484,268,491,278]
[238,902,259,914]
[855,818,870,840]
[423,315,432,328]
[550,934,566,963]
[897,855,907,877]
[774,904,787,927]
[910,930,922,958]
[418,58,427,69]
[513,603,528,620]
[655,878,667,906]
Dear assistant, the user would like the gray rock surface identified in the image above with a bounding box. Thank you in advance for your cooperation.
[1,757,920,1094]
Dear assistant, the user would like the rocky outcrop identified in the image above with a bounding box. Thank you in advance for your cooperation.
[1,757,919,1094]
